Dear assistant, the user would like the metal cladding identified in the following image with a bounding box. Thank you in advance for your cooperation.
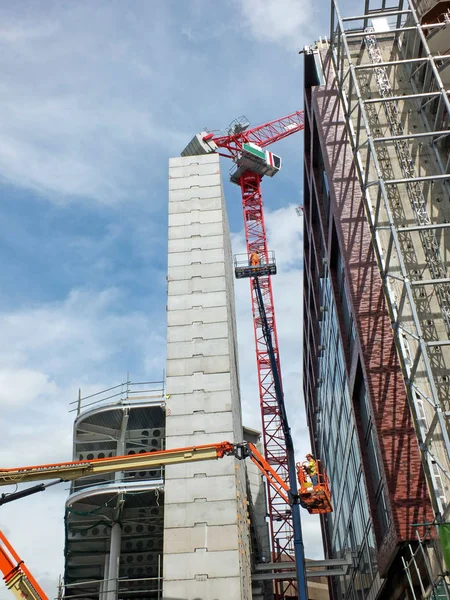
[63,383,166,599]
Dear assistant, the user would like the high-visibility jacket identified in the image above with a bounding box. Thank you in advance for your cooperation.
[304,459,317,476]
[250,252,260,266]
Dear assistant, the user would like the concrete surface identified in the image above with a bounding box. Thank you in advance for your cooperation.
[163,154,252,599]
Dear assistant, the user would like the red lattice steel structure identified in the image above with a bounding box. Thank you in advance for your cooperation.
[207,112,305,599]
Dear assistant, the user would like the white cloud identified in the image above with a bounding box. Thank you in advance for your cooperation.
[0,285,166,599]
[239,0,314,49]
[0,7,190,204]
[0,368,58,407]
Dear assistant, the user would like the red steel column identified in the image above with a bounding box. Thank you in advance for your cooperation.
[239,171,297,599]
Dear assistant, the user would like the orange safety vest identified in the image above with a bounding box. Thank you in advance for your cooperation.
[250,252,260,266]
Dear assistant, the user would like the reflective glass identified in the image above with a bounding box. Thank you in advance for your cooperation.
[315,272,379,598]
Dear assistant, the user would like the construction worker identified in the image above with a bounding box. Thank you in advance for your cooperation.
[303,453,318,487]
[249,251,260,267]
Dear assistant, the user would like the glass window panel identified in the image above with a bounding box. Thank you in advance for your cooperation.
[311,274,378,598]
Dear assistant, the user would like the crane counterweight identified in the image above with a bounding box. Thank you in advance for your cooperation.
[180,131,217,156]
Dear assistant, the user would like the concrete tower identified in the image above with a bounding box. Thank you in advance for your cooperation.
[163,153,253,599]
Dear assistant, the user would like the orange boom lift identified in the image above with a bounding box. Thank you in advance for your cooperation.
[0,439,331,599]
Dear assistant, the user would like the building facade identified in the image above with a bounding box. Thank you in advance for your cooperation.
[302,0,450,598]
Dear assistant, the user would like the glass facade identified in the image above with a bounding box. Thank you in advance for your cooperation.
[316,271,380,600]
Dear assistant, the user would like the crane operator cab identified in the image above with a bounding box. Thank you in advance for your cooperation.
[234,250,277,279]
[230,143,282,185]
[297,457,333,515]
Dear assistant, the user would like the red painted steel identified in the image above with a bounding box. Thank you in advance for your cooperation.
[210,111,304,160]
[240,171,297,599]
[208,112,305,599]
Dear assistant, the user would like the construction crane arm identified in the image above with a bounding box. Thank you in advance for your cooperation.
[207,111,304,158]
[0,441,294,504]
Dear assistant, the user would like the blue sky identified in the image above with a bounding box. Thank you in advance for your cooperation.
[0,0,362,597]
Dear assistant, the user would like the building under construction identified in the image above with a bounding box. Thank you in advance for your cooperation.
[8,0,450,597]
[302,0,450,598]
[58,153,336,599]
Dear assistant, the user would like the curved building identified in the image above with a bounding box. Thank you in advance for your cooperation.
[63,381,166,599]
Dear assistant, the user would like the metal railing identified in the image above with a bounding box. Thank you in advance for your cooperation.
[70,378,165,415]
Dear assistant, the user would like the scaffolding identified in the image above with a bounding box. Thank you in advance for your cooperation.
[329,0,450,593]
[401,525,450,599]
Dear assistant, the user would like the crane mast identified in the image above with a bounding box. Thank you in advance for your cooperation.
[182,111,306,600]
[241,171,300,600]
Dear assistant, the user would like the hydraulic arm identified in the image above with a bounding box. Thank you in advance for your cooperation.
[253,277,308,593]
[0,441,293,501]
[0,442,234,487]
[0,440,297,600]
[0,530,48,600]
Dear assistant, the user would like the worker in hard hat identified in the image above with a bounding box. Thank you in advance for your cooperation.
[303,454,318,487]
[249,251,260,267]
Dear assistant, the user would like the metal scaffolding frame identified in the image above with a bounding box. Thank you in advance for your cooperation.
[329,0,450,534]
[401,527,450,600]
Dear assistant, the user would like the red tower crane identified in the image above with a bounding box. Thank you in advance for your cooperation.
[182,111,305,600]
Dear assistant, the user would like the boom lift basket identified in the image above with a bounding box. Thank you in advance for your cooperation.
[297,459,333,515]
[234,251,277,279]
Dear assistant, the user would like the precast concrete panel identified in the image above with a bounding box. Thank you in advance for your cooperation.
[168,195,223,214]
[167,305,228,327]
[165,372,232,394]
[169,162,220,179]
[168,262,226,281]
[164,524,240,553]
[166,337,230,360]
[167,321,229,343]
[168,221,224,239]
[164,154,252,599]
[165,475,238,503]
[168,234,224,253]
[164,578,242,600]
[164,390,232,416]
[166,355,231,377]
[168,275,226,295]
[169,208,223,227]
[164,550,241,579]
[167,289,227,310]
[167,247,225,267]
[164,457,236,480]
[164,412,234,436]
[169,154,219,168]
